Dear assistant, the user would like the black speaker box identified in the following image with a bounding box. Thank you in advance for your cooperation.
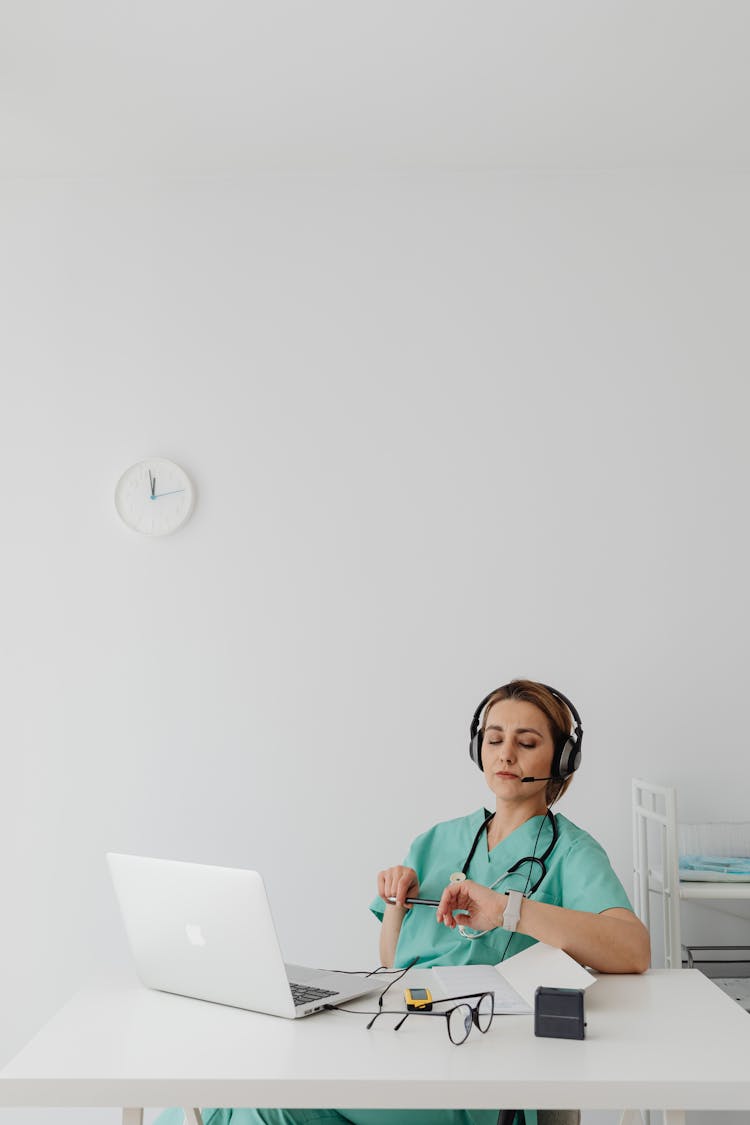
[534,986,585,1040]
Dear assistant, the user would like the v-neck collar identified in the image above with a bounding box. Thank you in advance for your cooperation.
[473,809,551,868]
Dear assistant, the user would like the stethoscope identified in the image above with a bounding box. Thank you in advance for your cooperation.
[449,807,558,939]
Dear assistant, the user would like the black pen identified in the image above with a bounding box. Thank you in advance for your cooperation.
[386,896,440,907]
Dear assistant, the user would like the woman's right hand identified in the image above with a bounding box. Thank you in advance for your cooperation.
[377,865,419,908]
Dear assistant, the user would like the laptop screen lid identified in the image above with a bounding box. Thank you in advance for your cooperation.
[107,852,297,1017]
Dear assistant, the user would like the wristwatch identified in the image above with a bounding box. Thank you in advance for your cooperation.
[501,890,523,932]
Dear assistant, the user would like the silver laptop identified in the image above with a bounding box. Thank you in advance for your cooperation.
[107,852,381,1018]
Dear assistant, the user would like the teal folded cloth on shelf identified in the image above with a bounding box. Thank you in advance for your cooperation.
[679,855,750,878]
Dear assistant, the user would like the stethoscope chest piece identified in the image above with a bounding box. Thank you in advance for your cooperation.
[449,872,466,884]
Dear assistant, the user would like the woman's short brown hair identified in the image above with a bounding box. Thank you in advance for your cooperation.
[480,678,577,805]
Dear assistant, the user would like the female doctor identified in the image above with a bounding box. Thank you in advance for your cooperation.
[376,679,650,976]
[157,679,649,1125]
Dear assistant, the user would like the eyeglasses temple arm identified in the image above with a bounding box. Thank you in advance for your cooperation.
[431,991,492,1005]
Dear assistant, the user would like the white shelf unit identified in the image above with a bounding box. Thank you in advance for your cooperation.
[632,778,750,971]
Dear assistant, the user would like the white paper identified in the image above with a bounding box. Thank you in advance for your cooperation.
[431,964,531,1014]
[496,942,596,1008]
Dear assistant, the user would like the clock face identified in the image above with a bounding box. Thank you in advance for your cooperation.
[114,458,195,536]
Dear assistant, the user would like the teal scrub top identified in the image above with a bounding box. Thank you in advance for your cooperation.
[370,809,632,968]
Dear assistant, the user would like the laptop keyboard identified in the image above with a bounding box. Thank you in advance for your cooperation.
[290,982,339,1007]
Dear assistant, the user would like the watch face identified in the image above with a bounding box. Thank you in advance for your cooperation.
[115,458,194,536]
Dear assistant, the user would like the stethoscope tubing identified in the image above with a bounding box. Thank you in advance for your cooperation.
[460,807,558,898]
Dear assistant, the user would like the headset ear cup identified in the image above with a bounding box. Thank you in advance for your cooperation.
[556,737,581,780]
[470,731,484,770]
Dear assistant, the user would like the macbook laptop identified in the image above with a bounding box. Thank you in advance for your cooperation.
[107,852,381,1017]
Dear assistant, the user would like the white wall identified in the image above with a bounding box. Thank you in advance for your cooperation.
[2,171,749,1123]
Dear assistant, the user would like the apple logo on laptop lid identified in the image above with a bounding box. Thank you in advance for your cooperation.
[185,923,206,947]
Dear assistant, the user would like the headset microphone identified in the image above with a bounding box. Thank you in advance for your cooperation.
[521,775,555,783]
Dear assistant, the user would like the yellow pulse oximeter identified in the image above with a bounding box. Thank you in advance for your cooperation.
[404,987,433,1011]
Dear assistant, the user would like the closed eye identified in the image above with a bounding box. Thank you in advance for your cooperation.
[487,738,537,749]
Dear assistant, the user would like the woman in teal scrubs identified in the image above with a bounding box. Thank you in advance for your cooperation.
[376,680,649,976]
[157,679,649,1125]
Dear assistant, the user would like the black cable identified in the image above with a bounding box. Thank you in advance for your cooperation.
[492,815,550,1125]
[496,808,552,963]
[316,965,404,977]
[365,956,419,1029]
[324,1004,406,1016]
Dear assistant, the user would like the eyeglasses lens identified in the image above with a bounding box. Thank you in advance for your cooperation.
[477,992,493,1032]
[448,1003,473,1045]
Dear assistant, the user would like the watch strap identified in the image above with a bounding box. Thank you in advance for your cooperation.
[501,889,523,932]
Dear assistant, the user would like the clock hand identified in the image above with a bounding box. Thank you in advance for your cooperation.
[152,488,186,499]
[149,471,156,499]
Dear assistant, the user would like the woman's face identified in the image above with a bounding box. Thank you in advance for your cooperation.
[481,697,555,807]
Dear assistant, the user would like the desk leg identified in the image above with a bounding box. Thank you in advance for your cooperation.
[122,1111,143,1125]
[184,1110,204,1125]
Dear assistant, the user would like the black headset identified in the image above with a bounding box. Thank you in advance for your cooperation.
[469,681,583,781]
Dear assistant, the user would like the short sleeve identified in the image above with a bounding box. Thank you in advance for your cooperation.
[561,835,633,914]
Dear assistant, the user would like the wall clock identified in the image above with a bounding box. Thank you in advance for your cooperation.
[114,458,195,536]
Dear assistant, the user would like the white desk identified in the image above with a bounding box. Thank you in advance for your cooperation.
[2,970,750,1125]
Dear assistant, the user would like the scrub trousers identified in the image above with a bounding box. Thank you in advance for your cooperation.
[153,1109,534,1125]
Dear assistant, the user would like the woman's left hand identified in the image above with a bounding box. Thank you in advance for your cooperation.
[436,880,508,932]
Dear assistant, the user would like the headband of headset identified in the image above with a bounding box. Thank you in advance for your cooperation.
[468,681,583,780]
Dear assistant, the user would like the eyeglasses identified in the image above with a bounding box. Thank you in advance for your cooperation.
[366,969,494,1047]
[393,992,494,1046]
